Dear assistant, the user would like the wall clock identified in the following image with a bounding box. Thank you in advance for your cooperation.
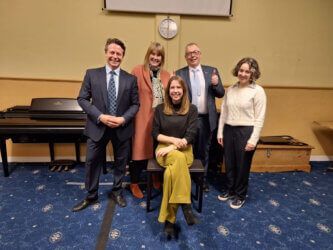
[158,18,178,39]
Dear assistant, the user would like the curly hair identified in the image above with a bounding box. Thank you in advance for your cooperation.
[232,57,261,81]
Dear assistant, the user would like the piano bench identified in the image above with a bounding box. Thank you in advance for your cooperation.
[146,159,204,213]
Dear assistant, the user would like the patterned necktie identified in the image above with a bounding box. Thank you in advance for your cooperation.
[107,71,117,115]
[191,69,201,107]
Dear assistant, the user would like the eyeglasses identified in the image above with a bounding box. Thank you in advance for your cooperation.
[185,50,201,57]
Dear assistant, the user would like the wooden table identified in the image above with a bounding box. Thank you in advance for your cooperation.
[314,121,333,130]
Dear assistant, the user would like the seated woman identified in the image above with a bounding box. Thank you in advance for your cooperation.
[152,75,199,238]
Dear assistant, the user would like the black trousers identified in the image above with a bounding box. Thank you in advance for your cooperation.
[193,115,212,178]
[129,160,148,184]
[223,124,255,200]
[85,128,130,200]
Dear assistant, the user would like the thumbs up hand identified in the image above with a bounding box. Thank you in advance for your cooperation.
[211,68,219,86]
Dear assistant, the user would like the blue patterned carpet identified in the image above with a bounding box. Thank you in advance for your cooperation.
[0,162,332,249]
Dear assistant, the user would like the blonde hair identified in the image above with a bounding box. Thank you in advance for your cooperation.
[163,75,190,115]
[143,42,165,70]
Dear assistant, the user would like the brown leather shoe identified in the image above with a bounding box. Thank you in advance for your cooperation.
[181,204,199,225]
[72,198,98,212]
[109,192,127,207]
[130,184,144,199]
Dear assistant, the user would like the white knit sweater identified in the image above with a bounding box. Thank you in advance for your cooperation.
[217,82,267,146]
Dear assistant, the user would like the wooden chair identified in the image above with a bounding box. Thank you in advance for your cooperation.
[146,159,205,213]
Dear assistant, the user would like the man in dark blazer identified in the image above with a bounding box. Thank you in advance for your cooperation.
[72,38,139,211]
[176,42,224,192]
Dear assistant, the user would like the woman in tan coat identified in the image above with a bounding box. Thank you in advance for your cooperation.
[130,42,170,198]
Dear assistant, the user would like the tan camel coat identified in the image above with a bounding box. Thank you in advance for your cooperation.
[131,65,170,160]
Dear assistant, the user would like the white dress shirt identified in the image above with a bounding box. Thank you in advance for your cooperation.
[189,65,208,114]
[106,65,120,97]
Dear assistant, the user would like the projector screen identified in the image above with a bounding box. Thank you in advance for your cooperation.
[104,0,232,17]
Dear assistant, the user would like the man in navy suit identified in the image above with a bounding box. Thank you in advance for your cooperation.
[72,38,139,211]
[176,43,224,192]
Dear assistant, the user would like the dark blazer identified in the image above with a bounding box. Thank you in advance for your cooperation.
[78,66,139,142]
[176,65,224,131]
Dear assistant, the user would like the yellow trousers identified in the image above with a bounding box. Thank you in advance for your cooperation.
[156,143,193,223]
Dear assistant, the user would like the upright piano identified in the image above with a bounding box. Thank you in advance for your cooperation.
[0,98,87,177]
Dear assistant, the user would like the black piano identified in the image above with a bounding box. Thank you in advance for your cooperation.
[0,98,87,177]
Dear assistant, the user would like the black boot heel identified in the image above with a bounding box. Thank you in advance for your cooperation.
[181,204,199,226]
[164,221,175,239]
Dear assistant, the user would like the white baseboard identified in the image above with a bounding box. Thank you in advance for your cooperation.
[310,155,333,161]
[0,155,114,163]
[0,155,331,163]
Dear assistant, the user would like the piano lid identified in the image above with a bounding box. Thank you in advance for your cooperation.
[28,98,86,120]
[2,98,86,120]
[30,98,84,113]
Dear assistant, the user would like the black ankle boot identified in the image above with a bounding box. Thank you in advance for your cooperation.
[181,204,199,226]
[164,221,175,239]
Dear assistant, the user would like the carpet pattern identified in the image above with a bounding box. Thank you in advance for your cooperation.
[0,162,332,249]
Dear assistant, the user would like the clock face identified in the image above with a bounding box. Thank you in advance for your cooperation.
[158,18,178,39]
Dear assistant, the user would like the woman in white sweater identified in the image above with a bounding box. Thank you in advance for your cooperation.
[217,57,266,209]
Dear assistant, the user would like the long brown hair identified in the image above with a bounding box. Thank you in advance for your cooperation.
[163,76,190,115]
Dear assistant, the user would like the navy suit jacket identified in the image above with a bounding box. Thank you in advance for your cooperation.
[78,66,139,142]
[176,65,224,132]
